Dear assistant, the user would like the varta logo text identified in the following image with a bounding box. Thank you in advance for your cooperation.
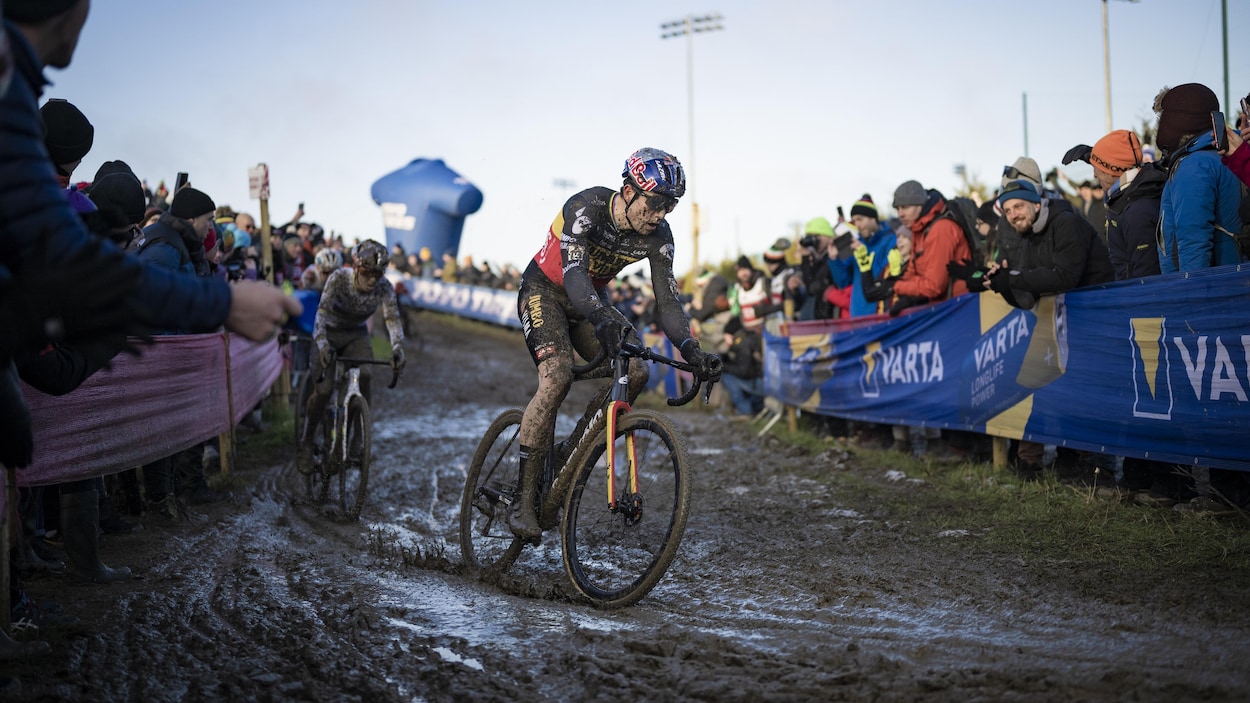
[862,340,945,396]
[974,312,1030,373]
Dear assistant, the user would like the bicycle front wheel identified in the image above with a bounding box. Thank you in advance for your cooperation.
[339,396,371,521]
[561,409,691,609]
[459,409,525,572]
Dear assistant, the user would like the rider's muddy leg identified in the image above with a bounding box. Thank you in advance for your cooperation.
[513,357,573,538]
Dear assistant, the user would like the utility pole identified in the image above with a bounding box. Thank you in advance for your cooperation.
[1102,0,1140,133]
[660,13,723,272]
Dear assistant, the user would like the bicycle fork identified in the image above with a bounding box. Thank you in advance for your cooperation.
[604,364,643,524]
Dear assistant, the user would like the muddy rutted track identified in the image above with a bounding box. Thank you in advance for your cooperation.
[9,313,1250,702]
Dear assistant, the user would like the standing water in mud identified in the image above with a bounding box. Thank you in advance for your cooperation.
[7,313,1250,702]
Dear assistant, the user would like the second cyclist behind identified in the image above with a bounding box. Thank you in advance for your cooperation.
[510,147,723,539]
[297,239,406,474]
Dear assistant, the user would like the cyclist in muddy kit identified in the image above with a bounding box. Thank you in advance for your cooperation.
[296,239,405,474]
[510,147,723,539]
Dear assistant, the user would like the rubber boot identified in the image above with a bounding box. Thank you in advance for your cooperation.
[18,498,64,576]
[508,452,543,541]
[0,628,50,660]
[61,491,131,584]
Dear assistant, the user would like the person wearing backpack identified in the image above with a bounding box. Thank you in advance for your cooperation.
[1153,83,1244,273]
[861,180,971,316]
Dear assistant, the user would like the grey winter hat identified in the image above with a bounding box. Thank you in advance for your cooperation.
[892,180,927,209]
[1001,156,1043,188]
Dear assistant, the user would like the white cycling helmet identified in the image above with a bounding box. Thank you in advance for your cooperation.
[315,248,342,272]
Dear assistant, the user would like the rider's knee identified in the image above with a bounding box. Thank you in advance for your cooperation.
[538,359,575,394]
[627,357,650,386]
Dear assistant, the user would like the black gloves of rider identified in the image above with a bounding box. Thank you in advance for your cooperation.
[589,308,632,361]
[680,338,723,383]
[946,259,989,293]
[391,346,406,372]
[1062,144,1093,165]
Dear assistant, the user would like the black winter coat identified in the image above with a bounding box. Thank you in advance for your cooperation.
[1105,166,1165,280]
[999,201,1115,304]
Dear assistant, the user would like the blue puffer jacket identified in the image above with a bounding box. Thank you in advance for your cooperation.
[827,221,898,317]
[1157,132,1244,273]
[0,22,230,333]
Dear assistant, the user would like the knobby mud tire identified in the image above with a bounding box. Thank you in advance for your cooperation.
[459,408,526,572]
[340,396,371,521]
[561,409,691,609]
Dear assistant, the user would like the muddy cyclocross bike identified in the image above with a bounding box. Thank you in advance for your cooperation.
[303,351,401,521]
[459,335,714,609]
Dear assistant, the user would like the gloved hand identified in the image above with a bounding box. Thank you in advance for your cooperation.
[947,258,990,292]
[987,269,1032,308]
[860,276,894,303]
[590,309,631,361]
[888,295,928,317]
[1062,144,1093,165]
[853,246,875,273]
[391,346,406,372]
[887,248,903,278]
[987,269,1015,295]
[0,234,145,359]
[317,344,334,373]
[680,339,723,383]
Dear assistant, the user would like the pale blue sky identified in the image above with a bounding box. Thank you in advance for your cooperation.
[45,0,1248,272]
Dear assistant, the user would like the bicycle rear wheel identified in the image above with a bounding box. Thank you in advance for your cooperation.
[339,396,370,521]
[459,409,525,571]
[561,409,691,609]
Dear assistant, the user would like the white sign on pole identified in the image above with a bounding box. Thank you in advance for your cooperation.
[248,164,270,201]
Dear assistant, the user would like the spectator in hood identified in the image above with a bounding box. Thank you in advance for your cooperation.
[1153,83,1244,273]
[861,180,971,316]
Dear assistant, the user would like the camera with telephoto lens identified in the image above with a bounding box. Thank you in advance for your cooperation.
[799,235,822,249]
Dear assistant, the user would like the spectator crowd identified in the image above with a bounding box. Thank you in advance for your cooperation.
[586,82,1250,512]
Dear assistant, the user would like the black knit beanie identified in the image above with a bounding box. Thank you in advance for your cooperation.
[850,194,878,221]
[40,98,94,165]
[170,187,216,219]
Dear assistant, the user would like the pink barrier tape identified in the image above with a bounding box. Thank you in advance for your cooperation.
[11,332,281,492]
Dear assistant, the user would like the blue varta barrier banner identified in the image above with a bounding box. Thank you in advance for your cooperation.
[407,279,521,329]
[764,264,1250,471]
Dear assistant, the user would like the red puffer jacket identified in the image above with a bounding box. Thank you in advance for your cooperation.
[893,194,971,302]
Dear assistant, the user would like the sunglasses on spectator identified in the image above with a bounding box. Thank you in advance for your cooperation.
[1002,165,1026,179]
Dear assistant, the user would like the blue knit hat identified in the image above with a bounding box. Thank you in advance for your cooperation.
[997,179,1041,207]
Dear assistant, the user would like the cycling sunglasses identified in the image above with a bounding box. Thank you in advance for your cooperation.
[638,191,679,213]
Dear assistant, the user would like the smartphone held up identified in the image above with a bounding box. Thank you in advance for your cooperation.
[1212,111,1228,152]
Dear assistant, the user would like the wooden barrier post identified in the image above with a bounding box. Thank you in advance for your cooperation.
[219,333,236,476]
[992,436,1009,469]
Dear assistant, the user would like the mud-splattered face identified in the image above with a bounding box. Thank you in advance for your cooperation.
[622,185,675,234]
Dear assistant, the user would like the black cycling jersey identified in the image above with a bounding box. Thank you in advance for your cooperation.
[524,186,692,353]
